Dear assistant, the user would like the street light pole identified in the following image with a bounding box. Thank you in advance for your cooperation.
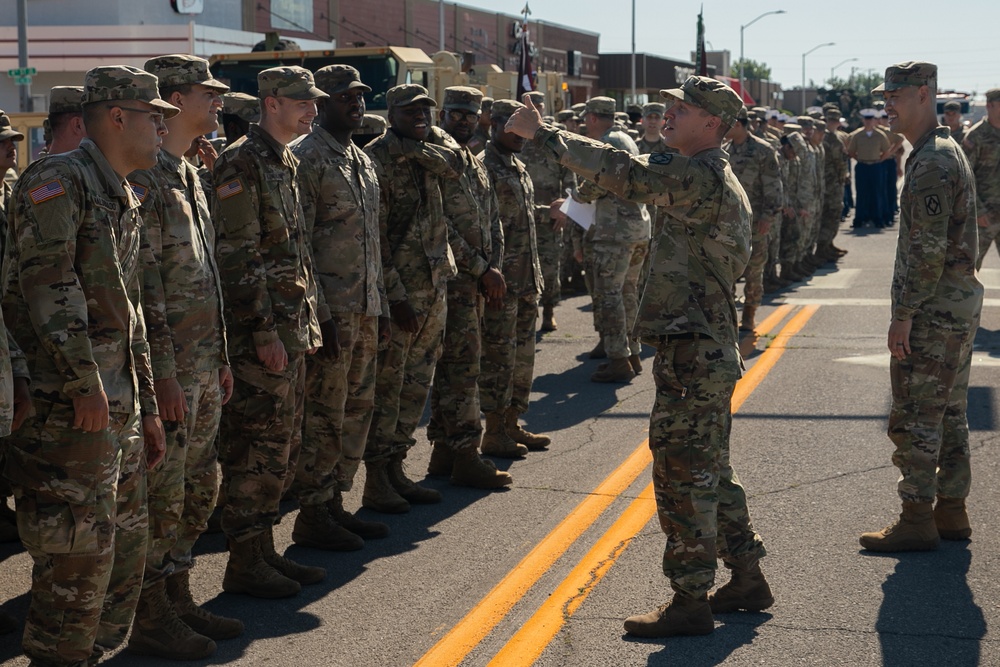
[630,0,636,103]
[17,0,30,112]
[739,10,785,103]
[801,41,835,112]
[831,57,859,83]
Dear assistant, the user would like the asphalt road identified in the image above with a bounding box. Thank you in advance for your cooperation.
[2,217,999,667]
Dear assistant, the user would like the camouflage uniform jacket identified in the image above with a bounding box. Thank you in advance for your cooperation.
[822,128,850,194]
[8,138,157,415]
[131,149,228,380]
[532,128,750,346]
[893,126,982,327]
[480,142,543,297]
[795,143,818,210]
[0,180,27,437]
[780,153,800,210]
[962,118,1000,217]
[724,134,783,226]
[212,124,323,356]
[466,125,490,155]
[812,141,826,205]
[949,124,966,146]
[364,129,457,303]
[637,136,671,154]
[575,128,650,244]
[520,135,577,223]
[292,126,387,319]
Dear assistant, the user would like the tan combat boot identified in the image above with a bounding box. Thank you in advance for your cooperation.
[127,579,216,659]
[934,496,972,540]
[623,594,715,638]
[328,489,389,539]
[590,357,635,384]
[451,447,513,489]
[481,412,528,459]
[740,306,757,333]
[540,304,558,332]
[628,353,643,375]
[166,569,244,641]
[860,502,940,552]
[223,534,301,598]
[504,408,551,449]
[427,442,456,477]
[292,502,364,551]
[362,459,411,513]
[259,525,326,585]
[588,339,607,359]
[708,560,774,613]
[388,452,443,504]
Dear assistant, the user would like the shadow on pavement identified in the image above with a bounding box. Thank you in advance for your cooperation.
[622,612,770,666]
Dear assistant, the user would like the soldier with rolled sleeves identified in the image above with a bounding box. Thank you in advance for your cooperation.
[637,102,670,154]
[962,88,1000,269]
[362,84,456,513]
[724,107,783,331]
[4,65,170,666]
[519,90,575,333]
[508,75,771,637]
[817,104,850,261]
[861,62,983,551]
[123,55,240,660]
[575,96,650,382]
[47,86,87,155]
[412,85,513,488]
[467,95,493,153]
[289,64,394,548]
[478,99,550,456]
[212,65,328,599]
[941,99,966,144]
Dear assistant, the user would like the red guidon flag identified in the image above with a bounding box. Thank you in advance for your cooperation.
[517,4,535,98]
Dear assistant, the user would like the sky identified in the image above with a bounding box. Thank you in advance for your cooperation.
[454,0,999,99]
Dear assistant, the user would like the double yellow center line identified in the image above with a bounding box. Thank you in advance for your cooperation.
[415,304,817,667]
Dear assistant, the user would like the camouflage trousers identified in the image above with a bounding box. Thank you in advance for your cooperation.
[295,312,378,500]
[648,337,765,598]
[889,322,977,503]
[741,221,770,310]
[780,211,801,266]
[365,287,447,462]
[428,285,486,453]
[592,240,646,359]
[480,293,539,416]
[817,189,846,248]
[579,231,596,311]
[765,214,782,281]
[975,210,1000,271]
[6,405,147,665]
[219,351,306,542]
[146,370,222,585]
[536,214,564,308]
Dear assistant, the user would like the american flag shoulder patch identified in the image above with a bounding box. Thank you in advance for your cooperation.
[216,178,244,200]
[130,183,149,203]
[29,180,67,205]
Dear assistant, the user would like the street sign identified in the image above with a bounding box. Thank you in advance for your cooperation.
[14,76,31,85]
[7,67,36,77]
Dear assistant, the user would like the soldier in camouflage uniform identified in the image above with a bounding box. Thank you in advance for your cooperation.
[789,120,819,279]
[466,96,493,154]
[635,102,676,305]
[290,65,393,548]
[509,75,771,638]
[420,86,513,489]
[941,99,966,145]
[4,65,171,666]
[479,99,550,457]
[724,107,783,331]
[124,55,240,660]
[576,97,650,383]
[780,131,810,283]
[861,62,984,552]
[817,105,850,261]
[212,66,328,599]
[520,91,575,333]
[46,86,87,155]
[803,116,827,270]
[961,88,1000,270]
[362,84,456,513]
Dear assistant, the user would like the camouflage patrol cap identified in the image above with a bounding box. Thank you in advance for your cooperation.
[314,64,371,96]
[221,92,260,122]
[824,106,841,121]
[942,100,961,112]
[735,106,749,121]
[872,61,937,94]
[442,86,483,112]
[570,102,586,115]
[0,111,24,142]
[614,111,630,124]
[144,54,229,92]
[555,109,575,122]
[48,86,85,114]
[795,116,815,129]
[480,96,494,112]
[751,106,768,115]
[542,115,555,123]
[642,102,666,116]
[82,65,181,118]
[491,99,525,119]
[986,89,1000,103]
[359,113,387,135]
[584,96,616,116]
[524,91,545,106]
[785,130,808,154]
[386,84,436,108]
[258,66,328,100]
[660,76,742,127]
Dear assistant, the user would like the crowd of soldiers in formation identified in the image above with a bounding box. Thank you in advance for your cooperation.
[0,52,997,665]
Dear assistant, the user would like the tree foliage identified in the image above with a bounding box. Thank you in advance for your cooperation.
[731,58,772,81]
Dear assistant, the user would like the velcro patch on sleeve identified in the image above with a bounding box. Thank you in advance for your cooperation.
[28,180,66,205]
[130,183,149,203]
[216,178,245,200]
